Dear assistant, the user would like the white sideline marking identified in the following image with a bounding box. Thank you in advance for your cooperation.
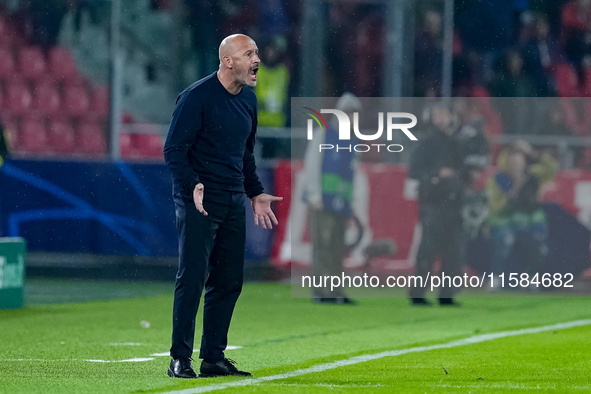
[86,357,154,363]
[4,358,74,362]
[4,346,246,363]
[152,346,243,357]
[162,319,591,394]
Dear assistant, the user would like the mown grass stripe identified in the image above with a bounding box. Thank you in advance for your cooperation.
[163,319,591,394]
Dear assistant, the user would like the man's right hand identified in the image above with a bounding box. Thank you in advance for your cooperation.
[193,183,208,216]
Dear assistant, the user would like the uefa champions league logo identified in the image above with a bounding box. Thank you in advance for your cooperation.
[304,107,418,152]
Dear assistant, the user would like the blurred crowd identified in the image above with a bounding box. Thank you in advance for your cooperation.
[178,1,591,142]
[0,0,590,164]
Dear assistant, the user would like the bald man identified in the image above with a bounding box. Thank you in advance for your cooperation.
[164,34,282,379]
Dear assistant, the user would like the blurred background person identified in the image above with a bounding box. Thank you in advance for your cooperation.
[561,0,591,81]
[485,141,558,287]
[456,0,520,83]
[255,36,289,128]
[408,103,466,307]
[302,93,361,305]
[520,14,562,96]
[489,49,538,98]
[414,9,443,97]
[255,36,290,158]
[489,49,539,136]
[452,98,490,240]
[0,119,9,169]
[537,102,574,136]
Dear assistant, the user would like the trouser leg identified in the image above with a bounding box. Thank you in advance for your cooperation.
[439,218,464,299]
[199,192,246,362]
[489,225,517,276]
[170,194,222,359]
[310,209,347,298]
[409,205,442,299]
[519,220,549,275]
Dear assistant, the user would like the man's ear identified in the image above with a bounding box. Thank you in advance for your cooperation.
[222,55,232,69]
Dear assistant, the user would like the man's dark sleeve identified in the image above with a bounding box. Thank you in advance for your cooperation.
[242,103,264,198]
[163,90,202,193]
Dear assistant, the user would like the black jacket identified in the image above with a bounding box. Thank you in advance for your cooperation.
[409,127,465,205]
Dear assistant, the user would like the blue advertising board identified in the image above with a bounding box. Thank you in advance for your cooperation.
[0,159,275,261]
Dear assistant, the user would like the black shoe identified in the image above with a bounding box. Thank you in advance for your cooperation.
[439,298,461,306]
[168,357,198,378]
[313,297,356,305]
[335,297,356,305]
[199,358,253,378]
[410,297,433,306]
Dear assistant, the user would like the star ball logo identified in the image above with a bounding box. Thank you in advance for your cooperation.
[304,107,419,153]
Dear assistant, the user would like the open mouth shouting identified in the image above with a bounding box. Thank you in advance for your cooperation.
[249,64,259,82]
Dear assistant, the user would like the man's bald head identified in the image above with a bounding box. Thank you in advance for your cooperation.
[217,34,260,90]
[219,34,256,63]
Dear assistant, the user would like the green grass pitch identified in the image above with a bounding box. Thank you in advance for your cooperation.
[0,280,590,393]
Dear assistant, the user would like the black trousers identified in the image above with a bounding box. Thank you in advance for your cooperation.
[309,208,347,298]
[409,203,464,299]
[170,189,246,362]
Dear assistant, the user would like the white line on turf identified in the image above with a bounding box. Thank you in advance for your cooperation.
[3,359,75,362]
[151,346,243,357]
[86,358,155,363]
[162,319,591,394]
[3,347,245,364]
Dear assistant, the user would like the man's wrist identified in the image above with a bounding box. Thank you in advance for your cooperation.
[185,177,200,194]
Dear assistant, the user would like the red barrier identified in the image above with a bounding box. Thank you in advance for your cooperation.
[273,160,591,274]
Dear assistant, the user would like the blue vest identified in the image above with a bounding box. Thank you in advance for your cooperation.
[321,124,355,218]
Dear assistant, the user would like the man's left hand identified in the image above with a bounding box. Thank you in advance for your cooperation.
[251,193,283,229]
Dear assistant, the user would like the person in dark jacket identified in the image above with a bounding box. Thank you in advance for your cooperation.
[408,103,468,306]
[163,34,282,379]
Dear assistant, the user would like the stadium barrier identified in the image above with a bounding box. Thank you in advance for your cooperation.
[0,237,26,309]
[0,158,589,280]
[0,159,274,261]
[272,160,591,276]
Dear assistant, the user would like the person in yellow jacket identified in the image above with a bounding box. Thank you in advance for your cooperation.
[255,41,289,128]
[485,141,558,283]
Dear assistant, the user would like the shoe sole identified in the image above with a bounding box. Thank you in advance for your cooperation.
[198,373,253,378]
[198,373,224,378]
[167,368,197,379]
